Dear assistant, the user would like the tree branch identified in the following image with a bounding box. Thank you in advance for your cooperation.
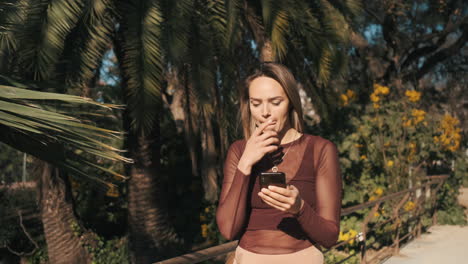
[401,16,468,69]
[405,23,468,81]
[0,210,39,256]
[364,6,383,24]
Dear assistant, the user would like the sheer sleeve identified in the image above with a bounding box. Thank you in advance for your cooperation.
[295,141,342,248]
[216,140,251,240]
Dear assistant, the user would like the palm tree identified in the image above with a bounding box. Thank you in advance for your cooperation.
[0,1,134,263]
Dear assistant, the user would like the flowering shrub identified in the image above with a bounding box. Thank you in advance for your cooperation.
[332,84,466,261]
[339,84,463,195]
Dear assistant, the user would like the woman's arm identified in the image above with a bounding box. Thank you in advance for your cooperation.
[215,141,251,240]
[295,141,342,248]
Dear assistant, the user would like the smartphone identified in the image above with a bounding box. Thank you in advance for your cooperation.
[260,172,286,189]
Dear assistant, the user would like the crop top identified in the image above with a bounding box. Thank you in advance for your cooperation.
[216,134,342,254]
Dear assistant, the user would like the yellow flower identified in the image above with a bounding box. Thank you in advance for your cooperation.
[435,114,462,152]
[339,231,349,242]
[411,109,426,125]
[205,207,211,213]
[378,86,390,95]
[340,94,349,106]
[354,144,364,148]
[347,229,358,245]
[374,187,384,196]
[360,155,367,160]
[373,103,380,109]
[346,89,356,99]
[387,160,394,167]
[369,195,376,201]
[201,224,208,238]
[339,229,357,245]
[370,93,380,102]
[383,142,390,147]
[105,184,119,198]
[403,119,412,127]
[404,201,415,211]
[405,90,421,102]
[374,212,380,217]
[340,90,356,106]
[373,84,390,95]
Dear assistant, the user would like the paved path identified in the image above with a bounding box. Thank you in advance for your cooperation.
[383,188,468,264]
[383,225,468,264]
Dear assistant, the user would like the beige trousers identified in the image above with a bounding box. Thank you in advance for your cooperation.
[232,245,324,264]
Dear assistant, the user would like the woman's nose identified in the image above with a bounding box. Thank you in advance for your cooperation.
[261,104,271,118]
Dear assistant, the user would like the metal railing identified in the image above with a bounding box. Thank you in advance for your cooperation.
[155,175,448,264]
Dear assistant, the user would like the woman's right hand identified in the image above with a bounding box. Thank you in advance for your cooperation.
[237,120,279,175]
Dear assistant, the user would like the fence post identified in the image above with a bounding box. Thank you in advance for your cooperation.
[392,193,409,255]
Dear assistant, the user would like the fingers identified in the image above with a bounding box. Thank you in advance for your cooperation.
[260,187,293,203]
[263,145,279,154]
[253,120,276,137]
[267,185,293,196]
[258,190,292,211]
[259,185,302,213]
[261,136,280,147]
[261,197,287,211]
[258,130,278,141]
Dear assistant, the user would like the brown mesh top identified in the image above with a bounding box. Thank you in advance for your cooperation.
[216,134,342,254]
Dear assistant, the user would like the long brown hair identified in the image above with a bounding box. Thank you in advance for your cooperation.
[239,62,304,139]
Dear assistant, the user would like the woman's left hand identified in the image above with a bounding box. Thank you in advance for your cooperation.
[258,185,304,215]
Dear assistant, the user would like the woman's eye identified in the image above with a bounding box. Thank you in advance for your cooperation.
[272,101,281,106]
[250,102,260,107]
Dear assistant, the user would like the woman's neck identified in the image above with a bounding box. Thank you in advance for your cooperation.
[278,126,300,145]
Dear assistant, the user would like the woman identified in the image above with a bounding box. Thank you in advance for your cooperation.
[216,62,342,264]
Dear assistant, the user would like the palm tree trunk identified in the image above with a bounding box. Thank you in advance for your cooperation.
[39,163,91,264]
[183,67,201,178]
[126,121,184,263]
[166,67,199,177]
[200,110,218,202]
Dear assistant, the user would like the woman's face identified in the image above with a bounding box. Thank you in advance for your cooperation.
[249,76,291,133]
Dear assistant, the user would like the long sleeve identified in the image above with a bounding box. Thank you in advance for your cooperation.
[295,141,342,248]
[216,141,251,240]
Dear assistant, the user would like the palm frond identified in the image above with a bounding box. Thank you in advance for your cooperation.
[270,9,289,61]
[0,85,131,185]
[31,0,85,81]
[0,0,34,72]
[67,0,116,88]
[316,44,333,85]
[225,0,242,48]
[161,0,192,64]
[117,0,164,134]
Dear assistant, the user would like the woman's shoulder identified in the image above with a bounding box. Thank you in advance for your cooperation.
[228,139,247,153]
[302,133,337,148]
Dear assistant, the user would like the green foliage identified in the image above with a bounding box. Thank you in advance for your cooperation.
[27,246,48,264]
[87,237,129,264]
[324,249,359,264]
[436,206,467,226]
[0,143,26,184]
[0,187,41,257]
